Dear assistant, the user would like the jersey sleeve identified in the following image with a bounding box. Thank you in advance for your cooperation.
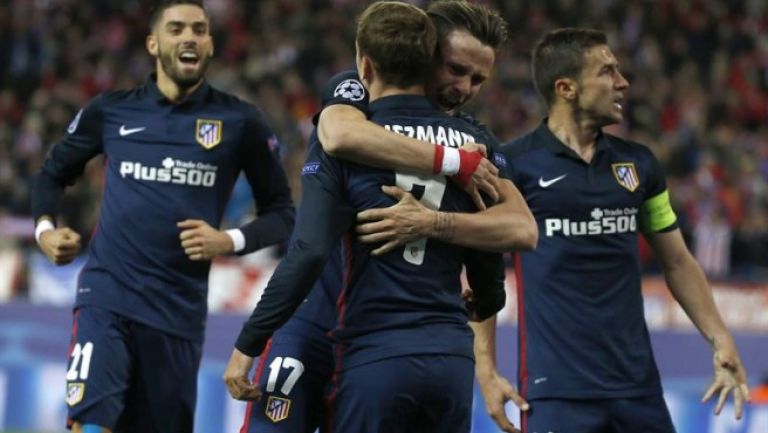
[31,96,105,222]
[312,69,369,125]
[235,139,355,356]
[639,148,678,234]
[237,106,296,253]
[455,112,510,180]
[463,249,506,321]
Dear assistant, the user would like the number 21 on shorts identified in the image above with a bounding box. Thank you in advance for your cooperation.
[66,342,94,381]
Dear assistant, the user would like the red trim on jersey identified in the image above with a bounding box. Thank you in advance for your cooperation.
[67,309,80,359]
[240,338,273,433]
[336,233,353,329]
[521,408,528,433]
[65,309,81,429]
[324,343,345,433]
[325,232,353,433]
[515,253,528,399]
[90,156,109,240]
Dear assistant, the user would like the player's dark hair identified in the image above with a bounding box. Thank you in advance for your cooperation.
[356,1,437,88]
[532,28,608,106]
[426,0,508,50]
[148,0,208,30]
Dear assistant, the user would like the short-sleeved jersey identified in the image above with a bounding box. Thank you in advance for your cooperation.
[34,77,294,341]
[502,121,678,400]
[236,94,507,364]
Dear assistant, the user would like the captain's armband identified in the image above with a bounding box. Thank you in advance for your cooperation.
[640,190,677,233]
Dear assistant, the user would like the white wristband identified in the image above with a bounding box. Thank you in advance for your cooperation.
[35,220,55,244]
[226,229,246,253]
[440,147,461,176]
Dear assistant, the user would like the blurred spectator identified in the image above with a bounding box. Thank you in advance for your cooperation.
[0,0,767,286]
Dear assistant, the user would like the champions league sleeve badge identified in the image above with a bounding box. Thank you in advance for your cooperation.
[333,79,366,102]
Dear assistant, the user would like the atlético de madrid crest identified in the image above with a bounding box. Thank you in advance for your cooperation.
[612,162,639,192]
[196,119,222,149]
[265,396,291,422]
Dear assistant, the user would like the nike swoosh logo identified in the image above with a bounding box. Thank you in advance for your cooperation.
[119,125,146,136]
[538,174,567,188]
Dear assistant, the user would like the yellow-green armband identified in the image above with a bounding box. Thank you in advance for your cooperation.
[640,190,677,233]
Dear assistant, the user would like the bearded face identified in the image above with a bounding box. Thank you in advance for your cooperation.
[148,4,213,90]
[156,39,212,88]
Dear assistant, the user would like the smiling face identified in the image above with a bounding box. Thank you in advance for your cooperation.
[426,29,495,113]
[146,4,213,89]
[574,45,629,126]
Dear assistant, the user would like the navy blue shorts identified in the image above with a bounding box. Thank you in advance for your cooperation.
[65,306,202,433]
[522,394,676,433]
[241,320,334,433]
[328,355,474,433]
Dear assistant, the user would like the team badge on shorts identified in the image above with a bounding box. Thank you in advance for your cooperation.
[612,162,639,192]
[265,396,291,423]
[196,119,223,149]
[66,383,85,406]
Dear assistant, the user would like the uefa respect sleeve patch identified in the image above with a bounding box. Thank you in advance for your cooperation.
[640,189,677,233]
[301,162,321,176]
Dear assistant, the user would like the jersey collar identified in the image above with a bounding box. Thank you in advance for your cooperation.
[535,118,611,162]
[144,73,212,106]
[367,94,438,115]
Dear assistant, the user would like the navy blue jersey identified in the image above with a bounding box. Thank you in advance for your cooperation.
[502,121,678,400]
[291,69,506,333]
[236,94,506,364]
[33,76,294,342]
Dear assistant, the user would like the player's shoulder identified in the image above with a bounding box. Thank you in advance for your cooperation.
[207,86,254,110]
[321,69,368,106]
[454,110,486,129]
[207,85,268,122]
[500,129,539,160]
[87,88,136,109]
[603,133,656,161]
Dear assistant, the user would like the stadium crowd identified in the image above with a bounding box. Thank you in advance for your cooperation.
[1,0,767,282]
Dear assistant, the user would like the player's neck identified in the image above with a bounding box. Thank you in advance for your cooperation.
[367,82,425,103]
[547,105,601,163]
[155,70,204,103]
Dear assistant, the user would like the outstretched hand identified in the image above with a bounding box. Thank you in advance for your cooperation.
[356,186,433,256]
[701,341,750,419]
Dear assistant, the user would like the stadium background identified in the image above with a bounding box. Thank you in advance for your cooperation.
[0,0,766,432]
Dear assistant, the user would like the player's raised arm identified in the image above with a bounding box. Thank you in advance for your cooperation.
[317,72,499,206]
[32,97,104,265]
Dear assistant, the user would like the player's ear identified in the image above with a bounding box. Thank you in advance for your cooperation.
[146,34,158,57]
[554,77,576,102]
[360,56,376,89]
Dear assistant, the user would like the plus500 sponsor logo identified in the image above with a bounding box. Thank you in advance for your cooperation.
[119,157,218,187]
[545,207,638,237]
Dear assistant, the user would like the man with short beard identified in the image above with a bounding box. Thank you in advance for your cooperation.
[30,1,295,432]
